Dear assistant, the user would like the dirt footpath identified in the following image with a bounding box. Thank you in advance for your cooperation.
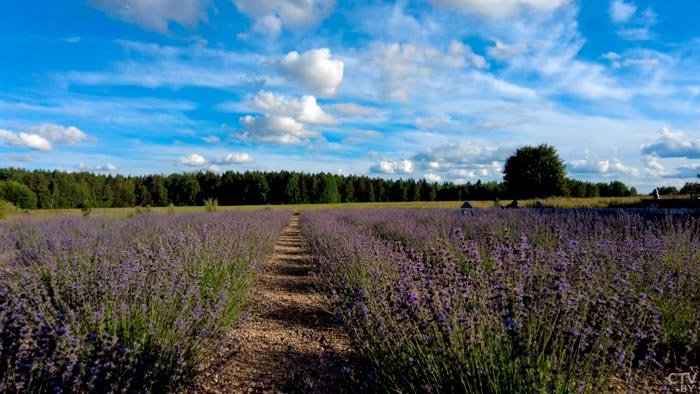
[190,213,357,393]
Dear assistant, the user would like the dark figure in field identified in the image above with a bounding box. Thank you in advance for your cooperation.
[460,201,473,209]
[653,188,660,200]
[506,200,519,208]
[534,201,544,208]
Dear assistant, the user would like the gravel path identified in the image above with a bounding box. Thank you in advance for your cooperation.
[189,213,357,393]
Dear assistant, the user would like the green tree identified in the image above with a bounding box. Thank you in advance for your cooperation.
[0,180,37,209]
[503,144,567,199]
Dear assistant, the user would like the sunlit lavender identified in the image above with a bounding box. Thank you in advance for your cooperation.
[0,210,291,393]
[301,208,700,393]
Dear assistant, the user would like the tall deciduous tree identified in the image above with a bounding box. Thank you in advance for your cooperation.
[503,144,567,199]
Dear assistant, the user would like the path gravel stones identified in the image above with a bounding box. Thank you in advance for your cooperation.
[189,213,357,393]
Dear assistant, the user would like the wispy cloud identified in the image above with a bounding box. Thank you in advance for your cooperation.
[88,0,211,33]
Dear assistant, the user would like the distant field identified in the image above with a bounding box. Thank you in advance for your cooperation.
[1,196,655,218]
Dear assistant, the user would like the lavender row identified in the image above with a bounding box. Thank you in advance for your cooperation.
[300,208,700,393]
[0,210,291,393]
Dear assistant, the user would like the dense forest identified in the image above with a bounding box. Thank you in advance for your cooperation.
[0,167,686,210]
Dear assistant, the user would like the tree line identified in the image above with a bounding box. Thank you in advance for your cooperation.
[0,166,655,210]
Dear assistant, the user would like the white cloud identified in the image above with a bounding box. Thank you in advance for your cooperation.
[63,40,264,90]
[412,141,510,168]
[27,124,94,145]
[429,0,568,19]
[370,160,413,174]
[569,159,610,173]
[180,153,207,166]
[569,158,640,177]
[97,163,118,171]
[207,164,222,172]
[202,136,221,143]
[239,92,334,144]
[0,154,35,162]
[609,159,641,176]
[424,173,443,182]
[89,0,210,33]
[487,40,528,61]
[644,155,664,171]
[609,0,636,24]
[279,48,344,97]
[365,42,487,102]
[251,91,336,125]
[611,4,656,41]
[239,115,317,145]
[414,116,454,130]
[0,129,52,151]
[602,52,621,60]
[330,103,379,117]
[233,0,335,36]
[75,162,118,172]
[494,9,629,100]
[641,127,700,158]
[214,153,254,164]
[448,41,490,69]
[253,15,282,36]
[448,168,490,179]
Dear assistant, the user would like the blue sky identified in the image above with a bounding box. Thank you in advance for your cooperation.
[1,0,700,192]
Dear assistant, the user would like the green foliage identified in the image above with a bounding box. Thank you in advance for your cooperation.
[503,144,567,199]
[203,198,218,212]
[0,166,648,210]
[0,179,37,209]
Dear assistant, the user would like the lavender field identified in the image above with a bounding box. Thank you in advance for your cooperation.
[0,210,291,393]
[301,208,700,393]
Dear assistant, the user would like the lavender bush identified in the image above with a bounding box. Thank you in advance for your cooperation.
[301,208,700,393]
[0,210,291,393]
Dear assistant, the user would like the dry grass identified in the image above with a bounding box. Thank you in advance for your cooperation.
[1,196,654,220]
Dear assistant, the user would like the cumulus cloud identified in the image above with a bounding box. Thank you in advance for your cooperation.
[609,0,636,24]
[330,103,379,117]
[412,141,510,169]
[27,124,94,145]
[238,91,335,145]
[97,163,118,171]
[429,0,568,19]
[641,127,700,159]
[569,159,611,173]
[424,173,443,182]
[213,153,254,165]
[89,0,210,33]
[569,158,640,176]
[644,155,664,171]
[251,91,336,125]
[0,124,93,152]
[233,0,335,36]
[239,115,316,145]
[449,168,491,180]
[670,164,700,179]
[279,48,344,97]
[75,163,118,172]
[180,153,207,166]
[0,129,52,151]
[370,160,413,174]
